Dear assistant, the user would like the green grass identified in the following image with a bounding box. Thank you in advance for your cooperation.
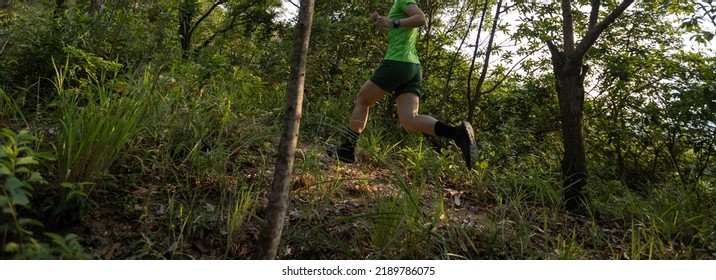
[55,91,147,182]
[53,58,147,183]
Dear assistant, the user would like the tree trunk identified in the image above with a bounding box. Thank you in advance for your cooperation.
[546,0,634,211]
[89,0,105,17]
[55,0,66,17]
[0,0,13,11]
[54,0,77,19]
[255,0,314,260]
[179,2,193,59]
[467,0,502,122]
[548,43,588,210]
[420,0,436,80]
[465,0,488,120]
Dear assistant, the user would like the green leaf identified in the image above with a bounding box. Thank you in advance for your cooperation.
[1,128,15,139]
[27,172,45,183]
[18,218,43,227]
[0,165,11,176]
[12,191,30,207]
[16,156,38,165]
[15,167,31,174]
[5,176,23,189]
[17,130,37,143]
[33,151,56,161]
[5,177,30,207]
[0,195,9,209]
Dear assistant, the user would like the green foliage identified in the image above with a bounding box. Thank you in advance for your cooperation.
[5,233,90,260]
[53,54,146,183]
[45,45,144,184]
[178,0,281,58]
[585,5,716,191]
[223,185,255,254]
[0,87,25,126]
[0,3,61,90]
[1,128,90,259]
[1,129,52,226]
[302,0,388,108]
[369,194,404,253]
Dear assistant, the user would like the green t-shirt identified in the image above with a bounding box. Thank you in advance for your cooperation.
[385,0,420,64]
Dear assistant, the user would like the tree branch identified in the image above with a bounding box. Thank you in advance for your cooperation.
[189,1,227,37]
[697,2,716,27]
[195,14,243,53]
[546,40,562,58]
[466,0,489,114]
[483,45,543,95]
[588,0,600,32]
[195,0,263,54]
[575,0,634,58]
[287,0,299,9]
[474,0,503,96]
[561,0,575,54]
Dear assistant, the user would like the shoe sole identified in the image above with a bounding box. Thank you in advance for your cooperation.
[460,121,477,169]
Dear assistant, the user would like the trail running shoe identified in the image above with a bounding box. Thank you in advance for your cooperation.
[326,145,355,163]
[454,121,477,169]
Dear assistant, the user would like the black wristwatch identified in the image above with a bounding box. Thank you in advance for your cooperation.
[392,18,400,28]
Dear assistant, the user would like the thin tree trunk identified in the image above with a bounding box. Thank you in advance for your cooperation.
[256,0,314,260]
[67,0,76,20]
[0,0,13,11]
[55,0,66,18]
[467,0,502,122]
[179,1,195,59]
[89,0,105,17]
[465,0,488,119]
[179,1,225,58]
[437,0,476,118]
[420,0,435,79]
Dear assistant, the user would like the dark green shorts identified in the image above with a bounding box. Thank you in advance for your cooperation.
[369,60,422,98]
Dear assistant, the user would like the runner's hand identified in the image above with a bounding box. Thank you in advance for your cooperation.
[372,15,392,28]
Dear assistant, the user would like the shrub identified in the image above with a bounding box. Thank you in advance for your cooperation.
[1,128,91,259]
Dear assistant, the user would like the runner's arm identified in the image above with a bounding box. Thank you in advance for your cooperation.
[372,3,426,32]
[398,3,426,28]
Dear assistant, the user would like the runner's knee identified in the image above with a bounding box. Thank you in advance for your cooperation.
[355,95,374,107]
[398,114,419,131]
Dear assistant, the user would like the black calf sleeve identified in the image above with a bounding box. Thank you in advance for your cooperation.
[434,121,457,140]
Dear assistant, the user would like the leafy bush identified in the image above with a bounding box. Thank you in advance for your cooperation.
[1,128,91,259]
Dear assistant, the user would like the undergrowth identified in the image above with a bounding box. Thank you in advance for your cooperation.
[1,56,714,260]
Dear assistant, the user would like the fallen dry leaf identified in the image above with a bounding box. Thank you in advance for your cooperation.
[133,187,149,196]
[104,243,122,260]
[194,239,210,253]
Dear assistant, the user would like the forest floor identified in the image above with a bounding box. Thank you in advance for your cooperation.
[57,142,637,260]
